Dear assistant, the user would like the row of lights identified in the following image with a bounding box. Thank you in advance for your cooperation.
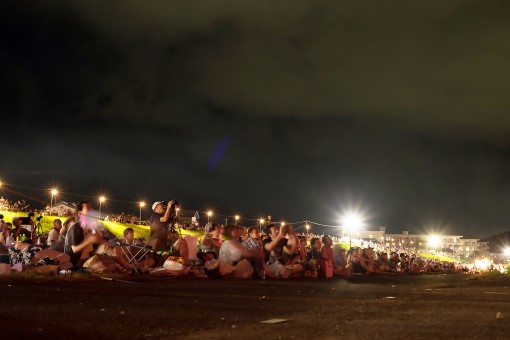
[2,183,324,233]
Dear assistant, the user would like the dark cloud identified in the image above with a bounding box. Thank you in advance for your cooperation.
[2,1,510,238]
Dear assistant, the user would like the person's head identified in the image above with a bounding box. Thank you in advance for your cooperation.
[347,247,359,257]
[152,201,165,214]
[12,217,22,228]
[240,227,249,240]
[53,219,62,230]
[76,201,91,216]
[1,222,11,235]
[286,224,294,235]
[310,238,321,250]
[76,201,94,228]
[124,227,134,241]
[223,225,239,240]
[207,223,220,236]
[201,235,213,248]
[62,217,75,232]
[205,251,216,260]
[248,227,260,239]
[265,224,278,238]
[322,236,333,247]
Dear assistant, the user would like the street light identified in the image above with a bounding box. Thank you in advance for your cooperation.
[427,235,441,251]
[139,201,145,222]
[259,218,265,233]
[341,212,364,248]
[98,196,106,219]
[234,215,240,226]
[305,224,310,236]
[504,247,510,257]
[207,210,213,223]
[49,188,59,214]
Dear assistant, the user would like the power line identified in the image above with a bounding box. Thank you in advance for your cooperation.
[0,181,340,228]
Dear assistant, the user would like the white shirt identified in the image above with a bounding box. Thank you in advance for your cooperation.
[219,240,242,266]
[47,228,59,246]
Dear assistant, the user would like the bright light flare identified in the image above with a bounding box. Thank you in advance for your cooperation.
[99,196,106,203]
[50,188,59,196]
[474,258,493,271]
[259,218,265,224]
[340,212,365,232]
[427,235,441,248]
[235,215,240,221]
[504,247,510,256]
[139,201,146,208]
[207,210,213,217]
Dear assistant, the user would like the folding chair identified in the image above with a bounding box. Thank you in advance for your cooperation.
[116,242,152,273]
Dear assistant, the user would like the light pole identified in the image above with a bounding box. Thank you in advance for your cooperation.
[235,215,240,226]
[139,201,145,223]
[98,196,106,219]
[50,188,58,214]
[207,210,213,223]
[305,223,310,236]
[259,218,265,233]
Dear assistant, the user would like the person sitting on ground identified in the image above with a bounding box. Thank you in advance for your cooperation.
[345,247,360,274]
[305,237,323,276]
[241,227,262,250]
[50,217,75,252]
[218,225,263,279]
[334,246,348,269]
[0,222,13,246]
[287,235,307,266]
[321,236,349,277]
[166,230,190,259]
[389,252,400,272]
[197,250,220,278]
[376,252,391,272]
[11,217,32,243]
[263,224,303,278]
[64,201,108,267]
[119,227,145,246]
[241,226,269,278]
[199,223,221,255]
[353,248,379,274]
[47,219,62,248]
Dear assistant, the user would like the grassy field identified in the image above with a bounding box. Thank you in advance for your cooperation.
[0,210,202,241]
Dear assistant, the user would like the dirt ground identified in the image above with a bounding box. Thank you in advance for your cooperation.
[1,272,509,339]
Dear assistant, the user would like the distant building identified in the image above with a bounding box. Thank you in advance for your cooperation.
[49,201,76,216]
[353,226,488,257]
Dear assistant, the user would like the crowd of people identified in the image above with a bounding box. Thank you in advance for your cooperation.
[0,200,506,278]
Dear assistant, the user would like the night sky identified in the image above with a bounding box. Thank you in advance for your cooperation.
[2,1,510,238]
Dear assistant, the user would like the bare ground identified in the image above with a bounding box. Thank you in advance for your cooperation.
[1,272,509,339]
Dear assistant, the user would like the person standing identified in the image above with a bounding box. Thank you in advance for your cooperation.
[148,200,175,252]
